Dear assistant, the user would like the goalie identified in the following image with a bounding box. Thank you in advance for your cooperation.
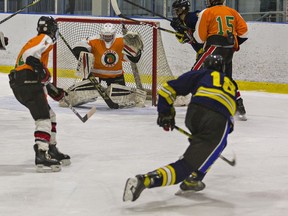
[62,23,146,108]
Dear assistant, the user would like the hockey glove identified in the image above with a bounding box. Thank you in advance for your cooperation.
[170,18,186,34]
[46,83,66,102]
[157,107,176,131]
[26,56,51,85]
[123,32,144,63]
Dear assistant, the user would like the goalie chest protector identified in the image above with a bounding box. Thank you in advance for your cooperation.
[88,36,125,79]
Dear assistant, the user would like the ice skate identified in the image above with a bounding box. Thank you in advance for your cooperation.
[123,175,146,202]
[34,144,61,173]
[48,144,71,166]
[236,98,247,121]
[175,175,205,195]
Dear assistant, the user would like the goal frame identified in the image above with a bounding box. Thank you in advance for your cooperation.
[52,17,158,105]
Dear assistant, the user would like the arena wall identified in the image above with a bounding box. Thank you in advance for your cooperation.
[0,14,287,93]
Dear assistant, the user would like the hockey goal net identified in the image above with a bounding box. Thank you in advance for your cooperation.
[52,17,175,105]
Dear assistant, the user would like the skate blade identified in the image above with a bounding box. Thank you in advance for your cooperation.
[175,189,197,196]
[123,177,137,202]
[61,159,71,166]
[238,114,247,121]
[36,164,62,173]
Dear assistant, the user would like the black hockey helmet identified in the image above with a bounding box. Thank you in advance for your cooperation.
[172,0,190,17]
[37,16,58,41]
[205,0,225,7]
[203,55,225,72]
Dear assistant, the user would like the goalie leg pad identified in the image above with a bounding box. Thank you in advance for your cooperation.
[60,79,100,107]
[106,84,147,107]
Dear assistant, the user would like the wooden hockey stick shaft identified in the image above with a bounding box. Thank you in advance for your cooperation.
[110,0,185,37]
[174,125,236,166]
[0,0,42,25]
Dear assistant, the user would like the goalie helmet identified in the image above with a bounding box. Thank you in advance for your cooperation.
[37,16,58,42]
[100,23,116,43]
[172,0,190,17]
[203,55,225,72]
[205,0,225,7]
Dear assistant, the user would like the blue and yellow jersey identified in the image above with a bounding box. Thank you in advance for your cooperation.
[179,11,203,54]
[158,69,237,119]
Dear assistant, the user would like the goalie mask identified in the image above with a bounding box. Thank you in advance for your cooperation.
[205,0,225,7]
[100,23,116,43]
[172,0,190,17]
[203,55,225,73]
[37,16,59,42]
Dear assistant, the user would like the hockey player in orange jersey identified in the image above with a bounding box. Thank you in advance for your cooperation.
[8,16,70,172]
[63,23,146,107]
[192,0,248,121]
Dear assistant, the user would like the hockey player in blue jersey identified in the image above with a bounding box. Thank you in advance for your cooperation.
[170,0,203,58]
[123,55,237,202]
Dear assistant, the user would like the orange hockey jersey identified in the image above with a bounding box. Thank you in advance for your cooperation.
[15,34,54,71]
[193,5,248,50]
[85,36,126,79]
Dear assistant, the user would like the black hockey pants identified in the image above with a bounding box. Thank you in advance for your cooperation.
[183,103,230,173]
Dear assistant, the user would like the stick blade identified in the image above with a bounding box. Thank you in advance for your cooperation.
[81,106,96,123]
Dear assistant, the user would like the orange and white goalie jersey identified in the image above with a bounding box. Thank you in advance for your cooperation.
[193,5,248,50]
[76,34,126,79]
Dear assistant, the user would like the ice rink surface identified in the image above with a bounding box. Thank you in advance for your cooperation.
[0,73,288,216]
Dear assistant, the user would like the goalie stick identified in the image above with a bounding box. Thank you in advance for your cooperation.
[174,125,236,167]
[122,23,144,91]
[58,32,120,109]
[0,0,42,25]
[110,0,185,38]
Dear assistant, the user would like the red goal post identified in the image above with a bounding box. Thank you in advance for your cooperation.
[53,17,175,105]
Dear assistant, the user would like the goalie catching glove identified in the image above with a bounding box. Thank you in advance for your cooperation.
[123,32,144,63]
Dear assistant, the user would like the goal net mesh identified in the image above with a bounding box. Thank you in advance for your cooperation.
[53,18,175,105]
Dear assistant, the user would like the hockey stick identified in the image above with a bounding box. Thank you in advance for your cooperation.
[110,0,185,37]
[63,98,96,123]
[0,0,42,25]
[174,125,236,166]
[122,23,144,91]
[47,83,96,123]
[58,32,120,109]
[122,0,173,22]
[121,0,186,30]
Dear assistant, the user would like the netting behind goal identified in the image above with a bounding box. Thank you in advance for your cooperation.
[52,17,175,105]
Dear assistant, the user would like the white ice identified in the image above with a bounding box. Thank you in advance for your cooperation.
[0,73,288,216]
